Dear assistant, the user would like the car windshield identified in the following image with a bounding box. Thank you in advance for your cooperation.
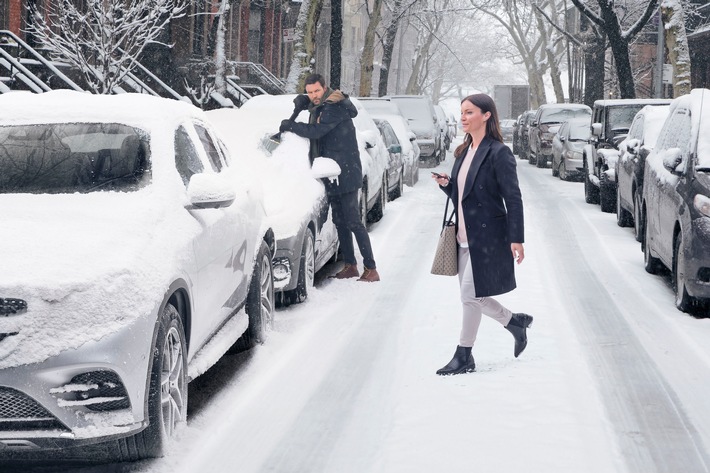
[569,122,591,141]
[608,105,645,132]
[540,108,591,124]
[390,99,430,121]
[0,123,150,194]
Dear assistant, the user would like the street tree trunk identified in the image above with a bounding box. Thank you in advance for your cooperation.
[359,0,385,97]
[330,0,343,90]
[662,1,692,97]
[286,0,324,93]
[377,0,403,96]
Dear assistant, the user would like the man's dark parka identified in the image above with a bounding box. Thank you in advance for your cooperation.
[441,136,524,297]
[284,89,361,196]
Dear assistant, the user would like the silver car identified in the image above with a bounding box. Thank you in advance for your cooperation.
[551,118,591,181]
[0,91,275,460]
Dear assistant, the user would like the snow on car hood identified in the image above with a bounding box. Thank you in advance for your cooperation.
[0,188,199,368]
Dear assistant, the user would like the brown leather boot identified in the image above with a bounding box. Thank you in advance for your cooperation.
[357,267,380,282]
[330,264,359,279]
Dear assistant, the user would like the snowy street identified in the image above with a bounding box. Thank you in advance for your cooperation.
[7,146,710,473]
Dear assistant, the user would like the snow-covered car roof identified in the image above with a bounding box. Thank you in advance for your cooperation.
[0,89,202,131]
[673,88,710,169]
[592,98,672,107]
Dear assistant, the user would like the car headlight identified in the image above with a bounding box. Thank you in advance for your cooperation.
[693,194,710,218]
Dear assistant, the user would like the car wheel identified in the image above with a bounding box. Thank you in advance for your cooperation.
[559,161,568,181]
[389,167,404,200]
[673,233,694,312]
[367,175,386,223]
[284,230,315,304]
[359,183,368,227]
[552,158,559,177]
[643,209,662,274]
[536,154,546,168]
[584,158,600,204]
[528,151,536,165]
[599,173,615,213]
[233,240,274,351]
[615,184,632,227]
[633,190,643,242]
[113,303,187,460]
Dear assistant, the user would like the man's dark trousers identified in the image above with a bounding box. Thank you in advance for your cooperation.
[330,190,376,269]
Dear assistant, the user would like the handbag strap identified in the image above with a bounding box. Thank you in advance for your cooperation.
[442,197,456,229]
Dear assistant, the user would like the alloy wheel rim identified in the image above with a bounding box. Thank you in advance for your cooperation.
[305,235,315,288]
[260,255,274,327]
[160,326,184,437]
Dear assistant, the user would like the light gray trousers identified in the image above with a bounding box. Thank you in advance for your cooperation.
[457,246,513,347]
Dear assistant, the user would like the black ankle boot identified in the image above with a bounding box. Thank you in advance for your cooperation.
[505,313,533,358]
[436,346,476,375]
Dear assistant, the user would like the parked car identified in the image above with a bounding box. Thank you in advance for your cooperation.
[582,98,671,213]
[357,98,421,186]
[550,117,591,180]
[446,111,458,141]
[528,103,591,168]
[514,110,537,159]
[500,119,516,142]
[641,89,710,312]
[388,95,443,164]
[350,97,391,224]
[615,104,670,235]
[374,118,406,200]
[0,90,275,459]
[208,94,340,305]
[434,104,451,151]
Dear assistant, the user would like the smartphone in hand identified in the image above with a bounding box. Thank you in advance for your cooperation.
[431,172,447,179]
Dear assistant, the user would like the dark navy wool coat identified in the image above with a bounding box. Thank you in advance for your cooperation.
[441,136,524,297]
[286,90,361,196]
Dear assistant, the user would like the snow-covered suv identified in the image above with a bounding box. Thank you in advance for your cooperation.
[583,98,671,212]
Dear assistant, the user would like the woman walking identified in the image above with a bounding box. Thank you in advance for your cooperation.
[432,93,532,376]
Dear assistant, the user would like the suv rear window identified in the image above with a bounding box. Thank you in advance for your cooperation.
[0,123,150,194]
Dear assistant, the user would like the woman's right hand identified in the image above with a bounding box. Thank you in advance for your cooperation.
[432,172,450,186]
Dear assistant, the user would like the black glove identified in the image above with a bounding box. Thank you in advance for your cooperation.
[293,94,311,112]
[279,119,294,133]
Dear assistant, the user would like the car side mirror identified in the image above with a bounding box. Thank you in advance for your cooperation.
[559,135,566,142]
[626,138,640,153]
[187,173,235,209]
[662,148,683,174]
[389,144,402,154]
[408,132,417,142]
[591,123,602,137]
[311,157,342,179]
[362,130,378,150]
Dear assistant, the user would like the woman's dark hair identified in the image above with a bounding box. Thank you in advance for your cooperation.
[454,93,504,157]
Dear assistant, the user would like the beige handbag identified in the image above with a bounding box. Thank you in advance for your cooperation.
[431,198,458,276]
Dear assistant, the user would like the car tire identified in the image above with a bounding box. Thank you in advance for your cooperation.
[584,158,600,204]
[536,154,547,168]
[599,173,615,213]
[643,209,662,274]
[233,240,274,351]
[112,302,187,461]
[673,233,694,312]
[559,161,568,181]
[367,174,387,223]
[633,190,643,243]
[283,230,315,304]
[615,184,633,227]
[359,183,368,228]
[389,167,404,201]
[528,152,536,165]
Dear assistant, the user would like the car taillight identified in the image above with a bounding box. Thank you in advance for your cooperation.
[693,194,710,217]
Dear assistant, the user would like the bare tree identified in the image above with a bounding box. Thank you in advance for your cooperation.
[471,0,548,107]
[29,0,186,95]
[331,0,343,89]
[568,0,659,99]
[359,0,386,96]
[285,0,325,93]
[662,0,691,97]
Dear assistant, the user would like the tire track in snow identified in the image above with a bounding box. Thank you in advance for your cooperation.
[518,164,710,473]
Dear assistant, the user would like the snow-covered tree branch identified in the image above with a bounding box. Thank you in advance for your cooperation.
[29,0,186,94]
